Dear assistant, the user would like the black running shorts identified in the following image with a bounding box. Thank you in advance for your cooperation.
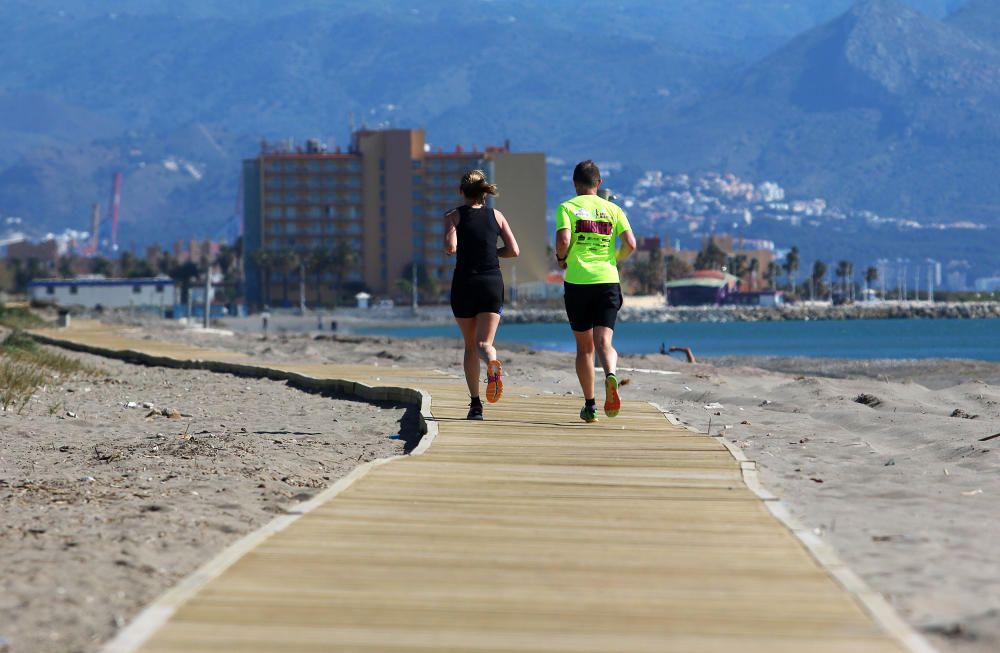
[564,282,623,332]
[451,270,504,318]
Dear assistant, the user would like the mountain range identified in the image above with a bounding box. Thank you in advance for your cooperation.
[619,0,1000,223]
[0,0,995,250]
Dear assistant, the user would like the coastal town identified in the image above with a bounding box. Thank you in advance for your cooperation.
[4,128,1000,319]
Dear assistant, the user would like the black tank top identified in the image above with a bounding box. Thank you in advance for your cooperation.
[454,205,500,276]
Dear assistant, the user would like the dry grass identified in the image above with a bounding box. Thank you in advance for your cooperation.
[0,331,105,413]
[0,305,45,330]
[0,358,48,413]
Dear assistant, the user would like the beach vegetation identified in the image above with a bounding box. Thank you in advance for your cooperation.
[0,331,104,412]
[0,305,44,330]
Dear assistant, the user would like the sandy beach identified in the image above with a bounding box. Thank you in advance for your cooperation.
[5,317,999,652]
[0,338,410,653]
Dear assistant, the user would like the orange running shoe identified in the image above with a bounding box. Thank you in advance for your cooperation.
[486,360,504,403]
[604,373,621,418]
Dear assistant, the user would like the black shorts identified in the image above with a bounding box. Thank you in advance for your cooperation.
[451,270,504,318]
[564,282,623,332]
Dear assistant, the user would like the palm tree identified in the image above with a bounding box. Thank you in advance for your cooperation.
[835,260,854,299]
[865,266,879,299]
[272,248,298,307]
[57,256,74,279]
[251,249,274,307]
[765,261,781,291]
[307,247,334,306]
[748,257,760,291]
[694,237,727,271]
[118,251,137,277]
[90,256,113,277]
[330,240,359,305]
[169,261,200,304]
[811,260,827,300]
[783,246,800,293]
[727,254,748,287]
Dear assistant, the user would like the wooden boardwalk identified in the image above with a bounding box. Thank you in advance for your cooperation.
[32,323,928,653]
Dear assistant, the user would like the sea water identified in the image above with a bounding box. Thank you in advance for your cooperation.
[356,318,1000,361]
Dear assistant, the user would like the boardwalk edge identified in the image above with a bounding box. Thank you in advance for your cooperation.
[28,330,438,653]
[647,401,938,653]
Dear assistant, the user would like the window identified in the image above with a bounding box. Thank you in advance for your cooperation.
[155,285,164,293]
[266,206,282,218]
[70,285,78,295]
[378,158,385,171]
[132,284,142,294]
[307,206,322,218]
[46,286,54,295]
[286,206,299,218]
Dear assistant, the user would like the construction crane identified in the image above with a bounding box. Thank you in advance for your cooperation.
[79,202,100,256]
[82,172,123,256]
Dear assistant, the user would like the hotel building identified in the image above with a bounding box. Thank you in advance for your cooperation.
[242,128,546,307]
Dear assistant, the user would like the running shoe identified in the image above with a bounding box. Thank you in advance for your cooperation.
[604,373,621,418]
[486,360,504,404]
[580,404,598,423]
[466,401,484,420]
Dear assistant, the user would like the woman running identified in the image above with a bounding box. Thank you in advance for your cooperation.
[444,169,520,420]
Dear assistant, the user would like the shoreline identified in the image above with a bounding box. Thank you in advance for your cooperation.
[505,300,1000,324]
[89,300,1000,333]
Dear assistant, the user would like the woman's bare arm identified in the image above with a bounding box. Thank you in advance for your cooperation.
[443,209,459,255]
[494,209,520,258]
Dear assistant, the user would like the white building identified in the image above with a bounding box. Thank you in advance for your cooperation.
[27,277,177,309]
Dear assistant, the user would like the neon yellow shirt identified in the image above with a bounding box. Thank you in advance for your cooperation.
[555,195,632,284]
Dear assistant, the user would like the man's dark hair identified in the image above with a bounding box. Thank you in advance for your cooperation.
[572,160,601,188]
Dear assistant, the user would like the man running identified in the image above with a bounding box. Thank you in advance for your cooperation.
[555,160,636,422]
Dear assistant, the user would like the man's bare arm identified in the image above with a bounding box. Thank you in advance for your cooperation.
[555,228,571,270]
[616,230,636,264]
